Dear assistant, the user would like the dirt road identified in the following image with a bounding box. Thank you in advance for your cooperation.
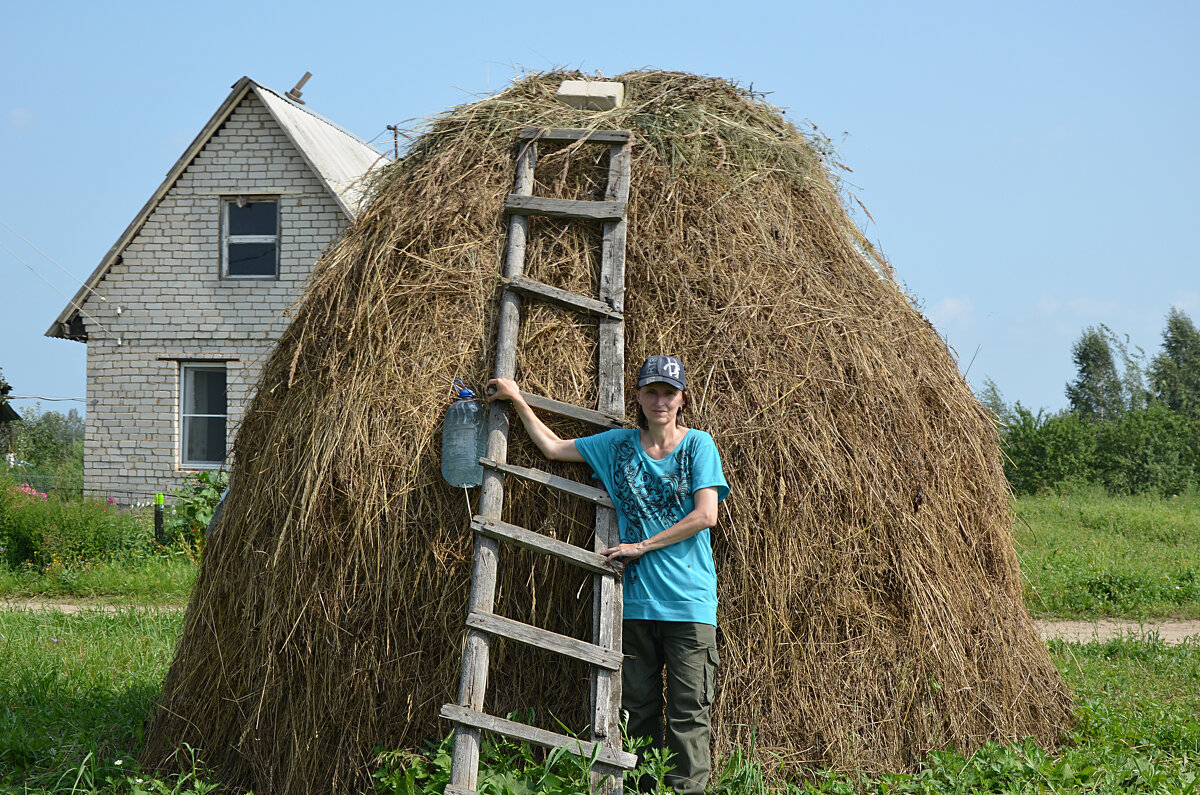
[0,598,184,614]
[3,599,1198,644]
[1034,618,1200,645]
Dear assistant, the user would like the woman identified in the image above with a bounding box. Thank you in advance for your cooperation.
[487,355,729,795]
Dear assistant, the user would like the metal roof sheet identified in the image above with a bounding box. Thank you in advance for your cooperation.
[252,83,385,216]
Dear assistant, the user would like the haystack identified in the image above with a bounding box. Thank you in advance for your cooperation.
[143,71,1073,794]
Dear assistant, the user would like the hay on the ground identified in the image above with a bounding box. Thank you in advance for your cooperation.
[142,70,1074,794]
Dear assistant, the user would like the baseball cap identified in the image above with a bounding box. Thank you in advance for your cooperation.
[637,355,686,390]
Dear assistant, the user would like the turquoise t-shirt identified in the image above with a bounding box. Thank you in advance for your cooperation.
[574,428,729,625]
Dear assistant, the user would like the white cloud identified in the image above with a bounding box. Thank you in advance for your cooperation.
[8,108,33,129]
[927,296,973,330]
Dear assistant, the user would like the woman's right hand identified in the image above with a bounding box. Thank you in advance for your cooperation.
[486,378,520,403]
[484,377,584,463]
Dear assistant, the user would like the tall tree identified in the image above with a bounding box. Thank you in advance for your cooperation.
[1065,326,1124,421]
[0,367,17,453]
[12,404,84,469]
[978,377,1016,426]
[1150,308,1200,417]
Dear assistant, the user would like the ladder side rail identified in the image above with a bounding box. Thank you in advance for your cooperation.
[590,139,633,795]
[449,139,537,795]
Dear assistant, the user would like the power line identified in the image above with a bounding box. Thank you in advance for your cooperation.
[0,219,109,304]
[7,395,86,401]
[0,238,109,333]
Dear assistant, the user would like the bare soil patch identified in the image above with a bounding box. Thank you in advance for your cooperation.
[1036,619,1200,645]
[3,599,1197,644]
[0,598,183,613]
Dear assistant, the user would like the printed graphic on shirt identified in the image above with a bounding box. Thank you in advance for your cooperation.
[610,436,693,542]
[610,436,695,583]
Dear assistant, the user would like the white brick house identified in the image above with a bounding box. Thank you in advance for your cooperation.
[46,77,386,500]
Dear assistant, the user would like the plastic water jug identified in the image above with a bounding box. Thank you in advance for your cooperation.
[441,387,487,488]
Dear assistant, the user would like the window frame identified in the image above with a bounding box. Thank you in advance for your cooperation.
[220,195,280,280]
[179,362,228,469]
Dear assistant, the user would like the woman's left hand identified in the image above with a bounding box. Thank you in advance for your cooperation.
[603,541,646,563]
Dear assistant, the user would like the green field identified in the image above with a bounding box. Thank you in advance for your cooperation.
[0,553,196,606]
[3,489,1197,619]
[3,492,1200,791]
[2,609,1199,794]
[0,609,188,793]
[1014,489,1200,619]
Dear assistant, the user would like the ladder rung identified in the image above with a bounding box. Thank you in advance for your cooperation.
[520,128,632,143]
[479,458,614,509]
[505,195,626,221]
[519,390,624,429]
[471,515,620,576]
[440,704,639,769]
[503,276,622,320]
[466,610,621,670]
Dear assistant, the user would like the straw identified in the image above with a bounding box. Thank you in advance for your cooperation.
[142,70,1073,794]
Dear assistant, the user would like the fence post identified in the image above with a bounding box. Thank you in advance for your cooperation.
[154,493,165,544]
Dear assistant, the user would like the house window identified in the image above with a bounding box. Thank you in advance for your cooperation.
[222,197,279,278]
[180,363,227,468]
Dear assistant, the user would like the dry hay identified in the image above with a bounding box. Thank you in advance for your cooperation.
[142,70,1074,793]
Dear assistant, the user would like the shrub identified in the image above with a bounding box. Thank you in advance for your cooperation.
[1000,404,1200,496]
[1093,403,1200,496]
[0,472,150,568]
[163,470,228,547]
[1002,406,1097,494]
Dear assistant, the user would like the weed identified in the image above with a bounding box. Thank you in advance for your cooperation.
[0,473,154,569]
[0,550,197,604]
[374,721,675,795]
[162,471,226,549]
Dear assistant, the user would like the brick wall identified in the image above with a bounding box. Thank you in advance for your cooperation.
[77,93,348,501]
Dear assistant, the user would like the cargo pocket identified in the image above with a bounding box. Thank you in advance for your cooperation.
[703,646,720,707]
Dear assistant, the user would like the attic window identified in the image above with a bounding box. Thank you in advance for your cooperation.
[222,197,279,279]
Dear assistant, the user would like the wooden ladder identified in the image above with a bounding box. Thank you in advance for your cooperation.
[443,128,635,795]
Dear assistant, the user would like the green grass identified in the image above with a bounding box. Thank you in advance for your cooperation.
[378,636,1200,794]
[3,608,1200,794]
[787,635,1200,793]
[0,552,197,605]
[2,487,1198,792]
[1013,488,1200,618]
[0,609,203,793]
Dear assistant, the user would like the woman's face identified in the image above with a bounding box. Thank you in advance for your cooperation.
[637,382,686,426]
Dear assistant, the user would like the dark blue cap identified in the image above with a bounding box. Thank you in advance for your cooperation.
[637,355,686,390]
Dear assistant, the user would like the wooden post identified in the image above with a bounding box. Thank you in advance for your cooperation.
[590,138,632,795]
[449,139,536,793]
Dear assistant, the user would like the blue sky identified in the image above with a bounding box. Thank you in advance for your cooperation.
[2,0,1197,417]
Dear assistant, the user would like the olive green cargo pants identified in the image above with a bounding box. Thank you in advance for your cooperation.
[622,620,719,795]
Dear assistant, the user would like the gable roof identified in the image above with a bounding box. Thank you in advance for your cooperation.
[46,76,388,341]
